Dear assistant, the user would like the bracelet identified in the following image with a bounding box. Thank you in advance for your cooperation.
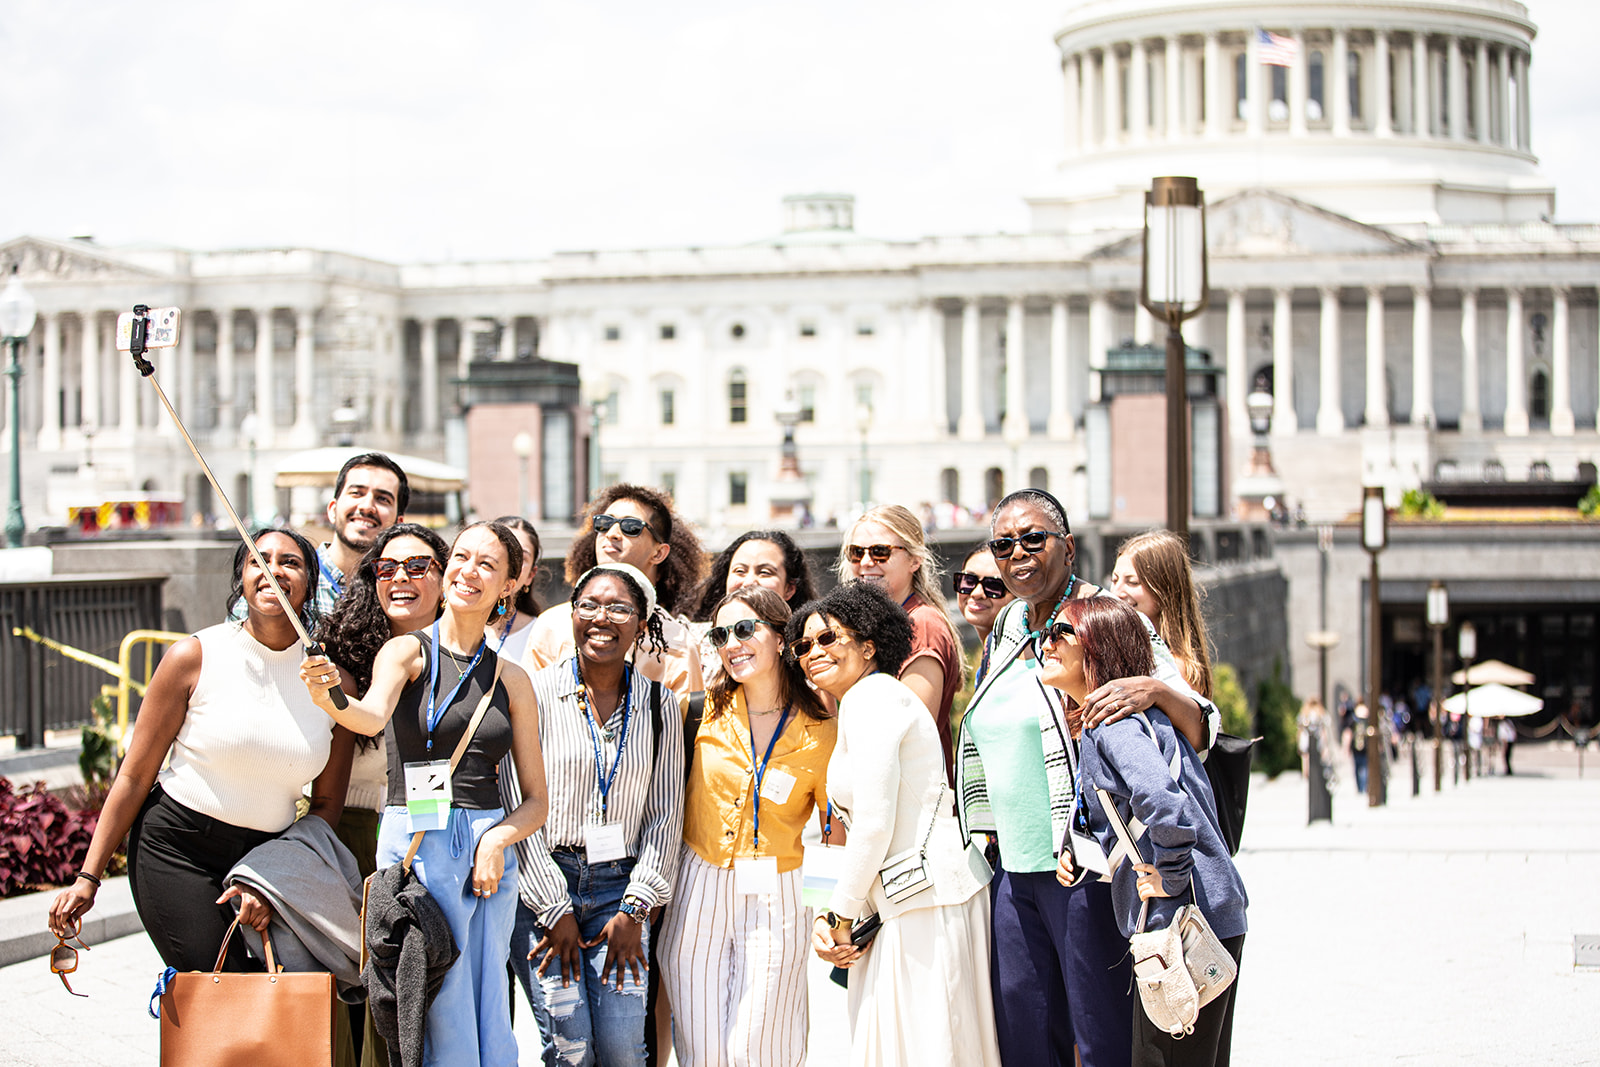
[75,871,102,888]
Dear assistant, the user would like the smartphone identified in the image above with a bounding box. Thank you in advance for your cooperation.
[116,307,182,352]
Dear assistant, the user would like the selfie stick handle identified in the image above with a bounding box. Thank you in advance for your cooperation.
[128,305,348,709]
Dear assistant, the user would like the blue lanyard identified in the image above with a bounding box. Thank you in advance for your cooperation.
[576,657,632,819]
[493,609,517,653]
[425,621,487,754]
[317,552,344,601]
[747,703,792,854]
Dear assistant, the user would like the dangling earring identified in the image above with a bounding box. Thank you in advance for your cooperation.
[494,594,511,619]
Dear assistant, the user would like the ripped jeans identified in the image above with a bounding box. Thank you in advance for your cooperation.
[541,851,649,1067]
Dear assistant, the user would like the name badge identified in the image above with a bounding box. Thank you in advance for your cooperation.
[758,767,797,805]
[403,760,452,833]
[1070,829,1112,881]
[584,822,628,863]
[734,856,780,897]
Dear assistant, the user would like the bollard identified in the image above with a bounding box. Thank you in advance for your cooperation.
[1307,732,1333,824]
[1410,736,1421,796]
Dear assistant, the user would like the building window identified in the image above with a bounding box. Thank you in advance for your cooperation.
[659,388,675,426]
[799,321,817,338]
[603,325,620,342]
[730,323,746,340]
[1308,50,1324,119]
[1198,56,1207,123]
[729,370,747,424]
[1530,368,1550,421]
[729,471,748,506]
[661,470,677,499]
[1028,466,1049,492]
[855,321,875,336]
[1269,65,1288,120]
[1119,56,1130,131]
[1349,50,1363,120]
[659,323,676,341]
[604,389,620,426]
[940,467,959,507]
[797,384,816,423]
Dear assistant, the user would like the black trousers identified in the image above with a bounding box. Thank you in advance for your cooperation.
[127,785,277,972]
[1132,932,1245,1067]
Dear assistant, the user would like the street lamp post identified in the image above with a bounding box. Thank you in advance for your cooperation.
[1426,580,1449,792]
[1139,176,1209,539]
[855,402,873,514]
[1,268,39,549]
[238,411,260,528]
[1458,619,1477,782]
[512,431,534,519]
[1362,485,1388,807]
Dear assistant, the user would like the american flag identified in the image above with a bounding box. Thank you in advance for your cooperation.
[1256,28,1298,67]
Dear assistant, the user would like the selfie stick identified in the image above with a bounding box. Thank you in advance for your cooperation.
[127,304,348,709]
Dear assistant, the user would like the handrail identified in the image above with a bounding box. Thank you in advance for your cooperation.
[117,631,189,754]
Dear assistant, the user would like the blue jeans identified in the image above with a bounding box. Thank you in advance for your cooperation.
[540,852,650,1067]
[509,898,560,1067]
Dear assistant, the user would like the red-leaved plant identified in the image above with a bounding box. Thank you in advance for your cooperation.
[0,778,99,898]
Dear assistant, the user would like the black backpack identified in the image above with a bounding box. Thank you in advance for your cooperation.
[1203,732,1256,856]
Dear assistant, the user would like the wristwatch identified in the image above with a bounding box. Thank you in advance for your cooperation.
[820,910,852,930]
[617,897,649,925]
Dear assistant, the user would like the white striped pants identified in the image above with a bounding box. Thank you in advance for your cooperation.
[657,847,810,1067]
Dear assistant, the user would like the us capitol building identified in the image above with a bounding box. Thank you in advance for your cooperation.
[1,0,1595,540]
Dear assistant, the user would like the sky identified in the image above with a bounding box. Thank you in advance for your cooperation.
[2,0,1598,264]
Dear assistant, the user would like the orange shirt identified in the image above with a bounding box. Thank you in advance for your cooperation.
[682,688,837,873]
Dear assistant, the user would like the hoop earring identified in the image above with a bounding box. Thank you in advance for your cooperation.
[494,594,511,619]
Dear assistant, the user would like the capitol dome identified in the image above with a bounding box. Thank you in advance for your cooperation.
[1030,0,1552,234]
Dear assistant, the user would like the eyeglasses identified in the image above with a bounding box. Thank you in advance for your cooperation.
[373,555,438,581]
[1037,621,1077,645]
[708,618,778,648]
[845,543,904,564]
[986,530,1063,559]
[592,514,659,540]
[50,918,89,997]
[574,599,640,624]
[788,627,851,660]
[954,572,1008,599]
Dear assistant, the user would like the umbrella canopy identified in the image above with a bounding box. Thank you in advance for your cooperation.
[1449,659,1536,687]
[273,447,466,494]
[1442,683,1544,718]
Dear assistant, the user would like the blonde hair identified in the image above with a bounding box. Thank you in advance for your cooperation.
[836,504,967,684]
[1118,529,1213,698]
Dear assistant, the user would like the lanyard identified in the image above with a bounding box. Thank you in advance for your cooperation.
[493,609,517,653]
[747,703,792,854]
[425,621,486,754]
[576,657,632,819]
[318,552,344,601]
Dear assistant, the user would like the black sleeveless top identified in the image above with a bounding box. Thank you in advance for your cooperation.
[384,631,513,810]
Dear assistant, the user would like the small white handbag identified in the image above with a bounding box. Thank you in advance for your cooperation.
[1129,893,1238,1036]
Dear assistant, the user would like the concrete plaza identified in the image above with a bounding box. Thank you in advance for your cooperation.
[2,743,1595,1065]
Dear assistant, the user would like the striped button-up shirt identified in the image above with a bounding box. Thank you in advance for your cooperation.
[499,656,685,928]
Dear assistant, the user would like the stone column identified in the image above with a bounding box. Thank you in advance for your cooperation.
[1375,30,1392,137]
[1365,286,1388,428]
[1088,292,1110,403]
[1165,36,1183,139]
[1204,33,1223,139]
[254,308,275,447]
[1411,287,1433,426]
[1272,288,1296,433]
[500,318,516,361]
[457,318,476,376]
[1048,299,1074,437]
[293,308,316,444]
[1103,45,1120,146]
[1134,304,1155,345]
[1130,39,1149,143]
[1459,289,1482,431]
[958,300,984,439]
[1504,287,1528,435]
[926,302,947,435]
[216,310,235,444]
[1551,286,1573,435]
[117,315,138,433]
[1332,28,1351,136]
[36,313,59,450]
[1413,32,1430,136]
[1082,51,1100,149]
[1490,47,1505,145]
[1003,298,1028,440]
[420,317,440,435]
[1317,287,1343,434]
[1226,290,1248,436]
[1474,40,1490,142]
[1245,29,1264,136]
[1447,36,1465,140]
[1289,28,1308,136]
[1064,54,1082,153]
[77,313,98,430]
[1517,50,1532,152]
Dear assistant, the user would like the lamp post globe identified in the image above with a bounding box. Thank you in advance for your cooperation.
[1,268,38,549]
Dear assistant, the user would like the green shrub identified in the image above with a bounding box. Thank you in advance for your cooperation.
[1253,659,1302,778]
[1211,663,1251,738]
[79,689,119,791]
[1580,484,1600,518]
[1399,488,1444,519]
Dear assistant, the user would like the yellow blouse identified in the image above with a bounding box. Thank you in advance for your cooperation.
[682,688,837,873]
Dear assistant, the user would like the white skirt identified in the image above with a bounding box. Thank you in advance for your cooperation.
[845,889,1002,1067]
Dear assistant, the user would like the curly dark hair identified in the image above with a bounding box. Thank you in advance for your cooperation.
[1056,597,1155,690]
[226,527,321,631]
[786,580,913,678]
[564,484,705,616]
[493,515,543,616]
[316,523,449,696]
[571,567,667,660]
[691,530,817,622]
[706,586,827,721]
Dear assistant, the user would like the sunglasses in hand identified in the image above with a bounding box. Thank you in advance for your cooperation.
[708,618,779,648]
[50,917,90,997]
[953,571,1008,599]
[592,514,659,540]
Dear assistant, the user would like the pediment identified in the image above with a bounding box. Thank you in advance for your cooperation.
[1091,189,1424,260]
[0,236,167,282]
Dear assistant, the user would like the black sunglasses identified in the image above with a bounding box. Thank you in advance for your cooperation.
[592,514,659,540]
[954,571,1008,599]
[708,618,779,648]
[845,543,904,564]
[373,555,438,581]
[1037,621,1076,645]
[987,530,1062,559]
[788,627,851,660]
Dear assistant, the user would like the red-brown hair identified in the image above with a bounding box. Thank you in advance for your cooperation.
[1057,597,1155,689]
